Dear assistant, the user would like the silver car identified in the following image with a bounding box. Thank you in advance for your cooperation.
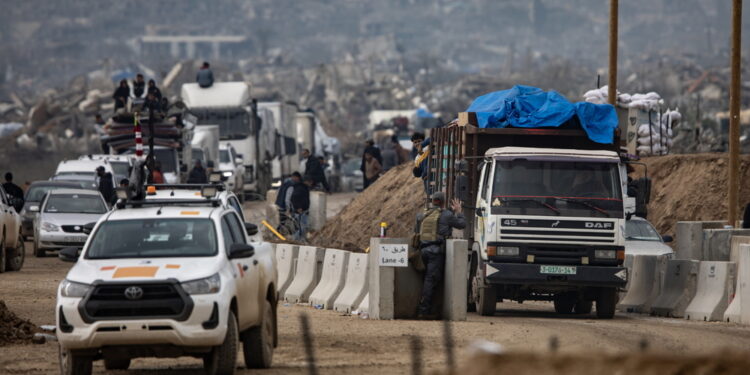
[625,216,674,257]
[33,189,108,257]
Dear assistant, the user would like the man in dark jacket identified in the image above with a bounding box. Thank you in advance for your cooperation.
[196,62,214,88]
[187,160,208,183]
[147,79,162,101]
[112,80,130,112]
[96,166,115,204]
[132,74,146,98]
[290,176,313,241]
[414,192,466,318]
[302,149,329,192]
[3,172,24,212]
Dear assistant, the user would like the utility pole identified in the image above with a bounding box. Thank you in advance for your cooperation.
[608,0,619,105]
[728,0,742,227]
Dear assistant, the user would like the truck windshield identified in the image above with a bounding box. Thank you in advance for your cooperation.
[492,160,622,217]
[194,109,250,140]
[86,218,218,259]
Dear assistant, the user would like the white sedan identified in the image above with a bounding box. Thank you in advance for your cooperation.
[624,217,674,257]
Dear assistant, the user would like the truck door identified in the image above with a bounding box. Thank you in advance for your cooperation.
[226,212,261,327]
[474,161,491,241]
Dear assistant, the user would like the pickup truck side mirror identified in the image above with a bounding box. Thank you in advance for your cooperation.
[662,235,674,243]
[59,247,79,262]
[228,243,255,259]
[82,222,96,235]
[245,222,259,236]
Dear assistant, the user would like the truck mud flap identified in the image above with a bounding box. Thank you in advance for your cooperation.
[485,262,627,288]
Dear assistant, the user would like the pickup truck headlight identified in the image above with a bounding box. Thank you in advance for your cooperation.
[42,222,60,232]
[181,273,221,295]
[595,250,617,259]
[60,279,92,298]
[222,171,234,177]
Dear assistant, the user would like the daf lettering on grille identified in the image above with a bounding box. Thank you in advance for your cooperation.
[585,222,613,229]
[124,286,144,300]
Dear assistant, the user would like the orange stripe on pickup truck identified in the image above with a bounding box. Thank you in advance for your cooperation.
[165,264,181,269]
[100,266,116,271]
[112,266,159,278]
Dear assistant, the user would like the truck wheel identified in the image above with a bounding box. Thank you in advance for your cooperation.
[59,346,92,375]
[243,300,274,369]
[574,300,593,314]
[204,311,239,375]
[33,238,45,258]
[104,358,131,370]
[6,238,25,271]
[596,288,617,319]
[475,285,497,316]
[553,294,576,314]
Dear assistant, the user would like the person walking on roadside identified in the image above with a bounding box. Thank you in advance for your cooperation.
[196,61,214,88]
[301,149,330,192]
[414,192,466,319]
[3,172,24,211]
[187,160,208,184]
[95,166,115,204]
[363,151,382,188]
[290,176,313,241]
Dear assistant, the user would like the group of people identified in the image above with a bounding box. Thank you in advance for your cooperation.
[112,74,164,113]
[358,135,412,189]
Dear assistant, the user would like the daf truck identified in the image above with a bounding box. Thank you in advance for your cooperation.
[429,112,630,319]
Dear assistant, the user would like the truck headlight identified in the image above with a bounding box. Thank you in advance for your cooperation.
[222,171,233,177]
[42,222,60,232]
[60,279,92,298]
[498,246,520,256]
[595,250,617,259]
[181,273,221,295]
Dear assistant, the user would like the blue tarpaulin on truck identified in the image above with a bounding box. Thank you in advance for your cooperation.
[466,85,618,144]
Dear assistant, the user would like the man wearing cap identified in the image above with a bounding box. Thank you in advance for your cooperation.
[95,166,115,204]
[414,191,466,319]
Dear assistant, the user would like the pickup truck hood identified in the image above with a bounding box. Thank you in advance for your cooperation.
[68,257,220,284]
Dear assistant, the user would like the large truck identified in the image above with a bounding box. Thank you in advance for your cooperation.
[181,82,276,197]
[259,102,298,184]
[429,112,630,319]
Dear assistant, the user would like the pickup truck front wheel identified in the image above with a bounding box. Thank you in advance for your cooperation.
[59,346,92,375]
[204,311,239,375]
[243,300,274,369]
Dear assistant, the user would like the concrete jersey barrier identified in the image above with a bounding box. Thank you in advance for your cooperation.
[334,253,370,314]
[284,246,325,303]
[617,255,658,313]
[685,261,737,322]
[309,249,350,309]
[442,240,468,321]
[275,244,299,297]
[650,259,699,317]
[727,244,750,323]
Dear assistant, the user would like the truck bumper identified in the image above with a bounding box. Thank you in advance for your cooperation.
[485,262,627,288]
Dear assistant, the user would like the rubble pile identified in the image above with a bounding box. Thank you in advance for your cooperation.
[0,301,38,346]
[312,163,424,251]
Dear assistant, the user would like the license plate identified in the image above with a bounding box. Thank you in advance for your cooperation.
[64,236,84,242]
[540,265,577,275]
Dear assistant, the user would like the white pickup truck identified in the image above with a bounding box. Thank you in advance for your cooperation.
[55,192,277,375]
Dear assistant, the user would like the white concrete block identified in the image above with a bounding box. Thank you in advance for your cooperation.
[734,244,750,323]
[309,249,350,309]
[275,244,299,297]
[367,238,408,320]
[284,246,325,303]
[685,261,737,322]
[309,191,327,231]
[618,255,658,313]
[334,253,369,314]
[358,292,369,314]
[650,260,699,317]
[443,240,468,321]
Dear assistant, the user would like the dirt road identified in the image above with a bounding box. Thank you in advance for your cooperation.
[2,194,750,374]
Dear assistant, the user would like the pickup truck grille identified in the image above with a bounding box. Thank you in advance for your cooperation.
[80,282,193,323]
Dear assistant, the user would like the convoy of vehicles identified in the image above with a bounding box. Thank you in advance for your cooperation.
[32,189,108,257]
[0,185,24,272]
[429,113,631,319]
[55,187,277,375]
[218,143,245,197]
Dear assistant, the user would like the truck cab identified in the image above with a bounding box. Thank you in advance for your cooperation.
[471,147,627,318]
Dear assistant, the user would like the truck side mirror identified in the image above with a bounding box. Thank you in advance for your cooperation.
[662,235,674,243]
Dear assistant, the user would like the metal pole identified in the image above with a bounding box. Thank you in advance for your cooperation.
[608,0,619,105]
[729,0,742,227]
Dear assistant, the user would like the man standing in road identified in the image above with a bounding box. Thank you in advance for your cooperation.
[290,176,313,241]
[95,166,115,204]
[414,192,466,319]
[3,172,24,211]
[187,160,208,184]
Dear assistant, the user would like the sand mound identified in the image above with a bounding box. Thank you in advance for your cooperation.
[643,153,750,236]
[312,163,424,251]
[0,300,38,346]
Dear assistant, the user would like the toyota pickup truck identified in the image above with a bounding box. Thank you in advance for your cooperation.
[55,191,277,375]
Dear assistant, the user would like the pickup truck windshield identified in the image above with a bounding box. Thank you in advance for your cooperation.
[86,218,218,259]
[194,109,250,140]
[491,160,622,217]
